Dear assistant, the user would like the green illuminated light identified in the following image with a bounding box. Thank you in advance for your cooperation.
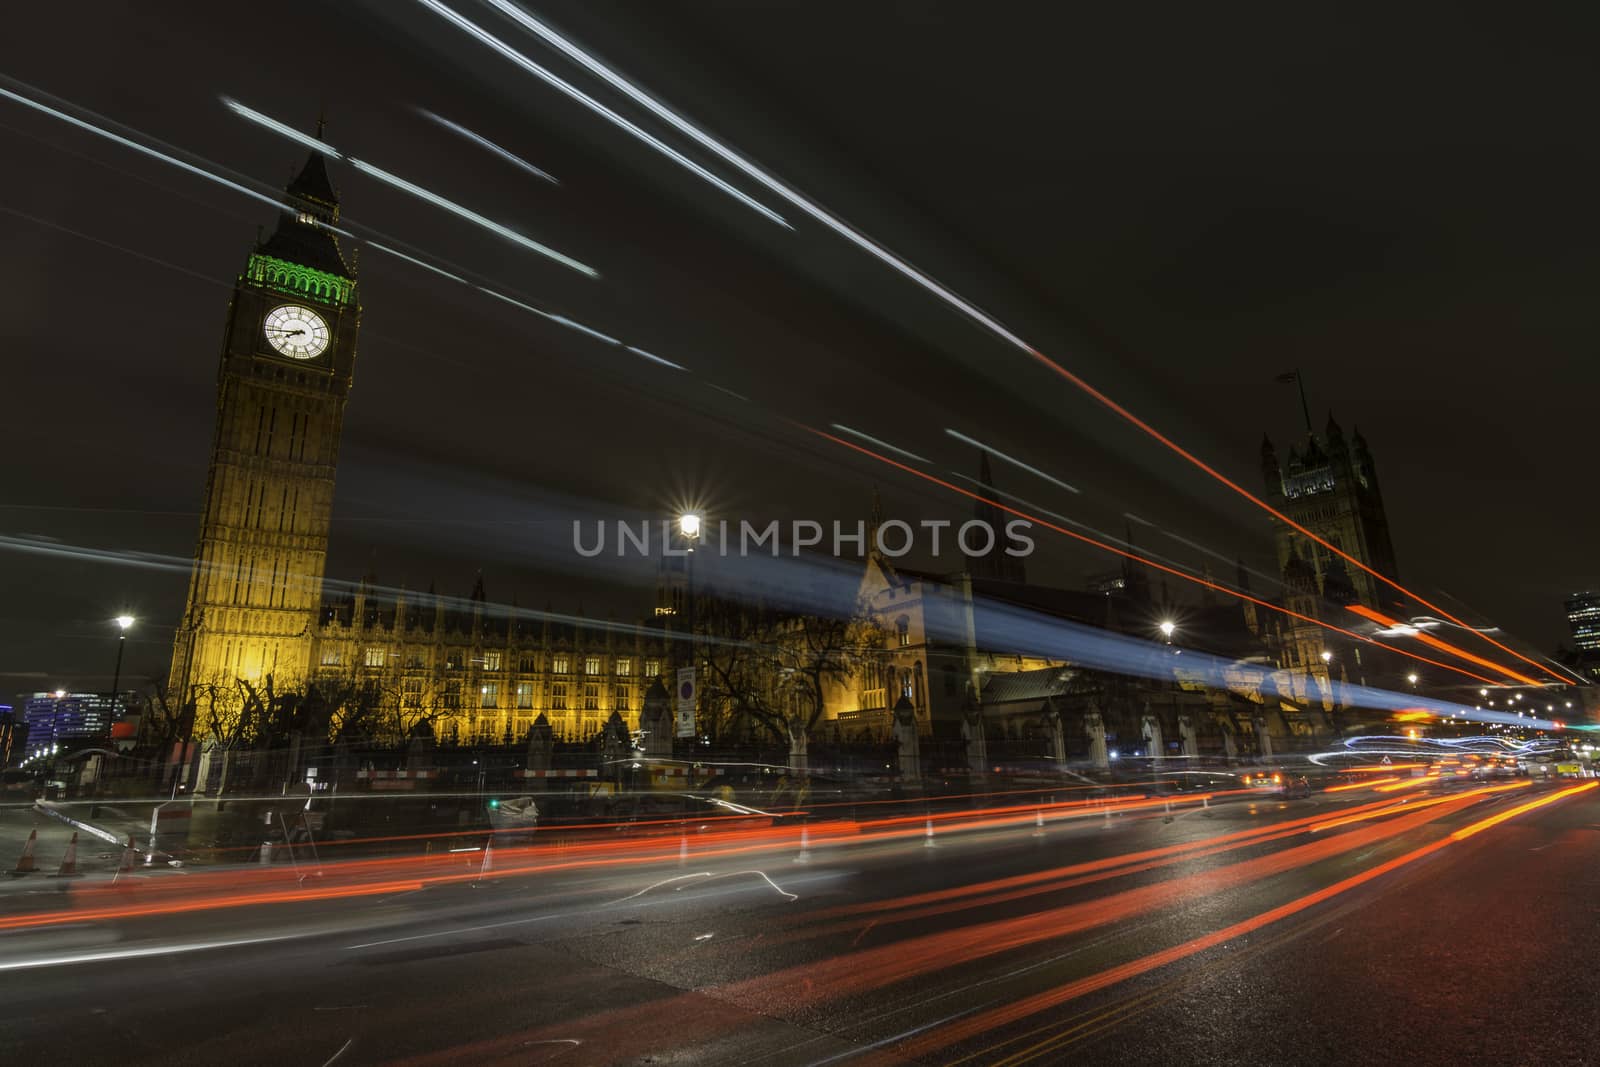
[246,254,354,306]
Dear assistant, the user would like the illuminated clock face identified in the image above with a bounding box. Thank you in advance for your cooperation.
[263,304,331,360]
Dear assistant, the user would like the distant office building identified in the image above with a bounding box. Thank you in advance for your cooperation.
[20,692,117,753]
[1565,592,1600,652]
[0,704,15,766]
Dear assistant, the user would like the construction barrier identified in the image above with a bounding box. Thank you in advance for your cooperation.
[514,769,599,778]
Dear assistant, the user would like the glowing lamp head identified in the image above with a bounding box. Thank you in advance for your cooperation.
[1158,620,1175,639]
[1320,650,1333,663]
[678,512,702,539]
[1407,673,1419,685]
[114,614,135,632]
[53,689,66,699]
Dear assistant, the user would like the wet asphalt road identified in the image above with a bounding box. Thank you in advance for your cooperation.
[1,781,1596,1066]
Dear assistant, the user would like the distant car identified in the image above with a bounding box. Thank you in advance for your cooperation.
[1241,770,1310,798]
[1241,770,1282,792]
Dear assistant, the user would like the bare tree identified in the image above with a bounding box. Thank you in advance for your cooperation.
[696,592,875,770]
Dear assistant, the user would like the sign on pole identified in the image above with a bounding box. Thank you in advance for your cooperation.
[676,667,697,738]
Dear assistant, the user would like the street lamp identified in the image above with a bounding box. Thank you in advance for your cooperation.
[110,615,135,719]
[1158,620,1175,642]
[1320,650,1333,664]
[1407,673,1419,686]
[678,513,702,740]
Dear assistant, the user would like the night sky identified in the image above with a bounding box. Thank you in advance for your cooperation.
[4,1,1598,694]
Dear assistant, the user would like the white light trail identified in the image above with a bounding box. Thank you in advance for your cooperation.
[348,157,597,277]
[0,86,289,217]
[418,107,559,184]
[219,95,597,278]
[945,471,1204,577]
[477,7,1571,684]
[477,286,617,342]
[0,934,303,972]
[368,241,469,285]
[829,424,929,464]
[480,0,1028,348]
[944,428,1080,494]
[413,0,791,229]
[708,383,749,402]
[624,344,686,371]
[222,98,334,155]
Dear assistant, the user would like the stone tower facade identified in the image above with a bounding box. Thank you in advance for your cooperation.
[1261,414,1399,614]
[168,144,360,704]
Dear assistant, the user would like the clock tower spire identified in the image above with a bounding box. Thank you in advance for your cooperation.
[168,142,361,718]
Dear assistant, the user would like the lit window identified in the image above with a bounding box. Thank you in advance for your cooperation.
[552,656,569,675]
[364,647,385,668]
[516,681,534,709]
[896,618,910,647]
[584,684,599,710]
[616,658,632,676]
[482,650,502,671]
[480,683,498,708]
[320,649,343,667]
[551,682,568,710]
[644,659,660,678]
[584,656,601,676]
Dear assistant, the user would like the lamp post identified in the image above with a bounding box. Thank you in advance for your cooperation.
[679,513,701,740]
[110,615,135,718]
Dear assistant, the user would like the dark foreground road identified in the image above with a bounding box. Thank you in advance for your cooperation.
[1,780,1595,1066]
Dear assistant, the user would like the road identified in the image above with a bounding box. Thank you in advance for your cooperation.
[1,778,1595,1065]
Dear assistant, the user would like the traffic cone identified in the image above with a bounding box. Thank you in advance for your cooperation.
[52,832,79,878]
[11,829,37,875]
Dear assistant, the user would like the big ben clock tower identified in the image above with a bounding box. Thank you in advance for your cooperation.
[168,142,360,705]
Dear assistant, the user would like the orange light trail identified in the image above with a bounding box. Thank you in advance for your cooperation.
[1321,776,1400,792]
[1451,780,1598,839]
[909,779,1596,1058]
[1310,780,1530,832]
[801,424,1505,687]
[1345,604,1541,686]
[996,348,1566,685]
[1373,776,1435,793]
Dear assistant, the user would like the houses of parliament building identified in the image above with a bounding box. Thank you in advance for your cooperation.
[167,144,1408,753]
